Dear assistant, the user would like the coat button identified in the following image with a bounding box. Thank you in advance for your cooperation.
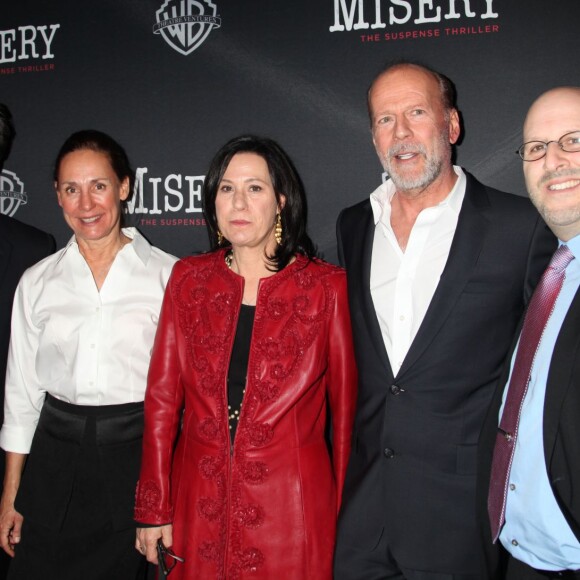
[383,448,395,459]
[390,385,403,395]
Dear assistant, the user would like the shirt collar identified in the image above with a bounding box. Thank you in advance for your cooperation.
[56,227,151,265]
[370,166,466,225]
[561,234,580,263]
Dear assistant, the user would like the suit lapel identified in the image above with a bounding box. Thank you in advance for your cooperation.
[397,173,490,377]
[358,208,395,380]
[543,285,580,454]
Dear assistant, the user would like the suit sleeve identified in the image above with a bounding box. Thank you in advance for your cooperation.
[326,271,357,512]
[134,268,185,525]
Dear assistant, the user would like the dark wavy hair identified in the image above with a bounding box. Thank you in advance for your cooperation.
[53,130,135,211]
[202,135,316,271]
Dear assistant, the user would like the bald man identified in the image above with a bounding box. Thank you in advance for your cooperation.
[478,87,580,579]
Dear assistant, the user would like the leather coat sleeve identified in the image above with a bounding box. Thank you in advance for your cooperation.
[134,269,184,525]
[326,272,357,513]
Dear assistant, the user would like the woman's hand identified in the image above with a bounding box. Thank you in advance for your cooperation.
[0,452,26,557]
[136,524,173,565]
[0,501,23,557]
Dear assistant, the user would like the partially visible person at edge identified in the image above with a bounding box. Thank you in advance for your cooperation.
[0,130,177,580]
[134,134,357,579]
[0,104,55,580]
[478,87,580,579]
[333,61,556,579]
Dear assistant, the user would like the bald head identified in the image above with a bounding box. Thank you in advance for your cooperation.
[524,87,580,141]
[522,86,580,241]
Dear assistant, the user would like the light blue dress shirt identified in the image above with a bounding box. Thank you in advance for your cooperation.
[499,234,580,570]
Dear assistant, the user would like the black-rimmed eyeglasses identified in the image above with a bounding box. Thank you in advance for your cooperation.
[516,130,580,162]
[156,539,185,577]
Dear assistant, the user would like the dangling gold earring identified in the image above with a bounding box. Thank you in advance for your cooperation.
[274,213,282,245]
[217,230,224,245]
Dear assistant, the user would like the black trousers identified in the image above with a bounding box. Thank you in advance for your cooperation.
[334,526,482,580]
[8,395,147,580]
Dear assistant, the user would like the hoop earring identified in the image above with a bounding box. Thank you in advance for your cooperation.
[217,230,224,245]
[274,212,282,245]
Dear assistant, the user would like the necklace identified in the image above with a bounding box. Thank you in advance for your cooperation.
[228,388,246,431]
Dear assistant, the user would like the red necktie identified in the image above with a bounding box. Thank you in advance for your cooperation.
[488,244,575,543]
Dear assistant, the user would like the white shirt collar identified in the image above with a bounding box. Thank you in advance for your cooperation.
[57,227,151,266]
[370,166,466,226]
[562,233,580,263]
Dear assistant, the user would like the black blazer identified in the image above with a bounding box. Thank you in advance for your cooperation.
[0,214,54,578]
[335,172,556,574]
[0,214,55,423]
[477,273,580,578]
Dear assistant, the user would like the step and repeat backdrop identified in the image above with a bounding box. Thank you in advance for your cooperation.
[1,0,578,262]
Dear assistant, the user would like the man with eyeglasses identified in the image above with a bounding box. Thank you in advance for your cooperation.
[479,86,580,579]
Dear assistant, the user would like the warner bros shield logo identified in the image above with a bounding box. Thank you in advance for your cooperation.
[0,170,28,217]
[154,0,221,56]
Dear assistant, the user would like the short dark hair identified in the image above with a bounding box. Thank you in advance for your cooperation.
[367,60,457,125]
[0,104,15,166]
[53,130,135,203]
[202,135,316,271]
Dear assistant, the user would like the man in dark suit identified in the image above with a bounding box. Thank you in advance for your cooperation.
[334,62,555,579]
[0,215,55,406]
[0,104,55,422]
[0,104,55,578]
[478,87,580,579]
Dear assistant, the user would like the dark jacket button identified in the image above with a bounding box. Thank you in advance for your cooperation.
[390,385,403,395]
[383,448,395,459]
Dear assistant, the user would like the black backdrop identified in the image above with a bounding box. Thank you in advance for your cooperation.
[1,0,578,263]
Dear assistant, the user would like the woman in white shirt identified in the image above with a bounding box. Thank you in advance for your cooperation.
[0,130,177,580]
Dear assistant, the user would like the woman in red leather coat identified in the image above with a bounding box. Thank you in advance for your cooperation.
[135,135,357,579]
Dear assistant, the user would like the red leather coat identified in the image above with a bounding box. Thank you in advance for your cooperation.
[135,250,357,579]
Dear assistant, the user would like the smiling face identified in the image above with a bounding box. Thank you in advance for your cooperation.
[369,65,460,198]
[55,148,129,248]
[523,87,580,241]
[215,152,284,255]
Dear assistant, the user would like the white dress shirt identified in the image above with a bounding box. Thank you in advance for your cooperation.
[0,227,177,454]
[370,166,466,375]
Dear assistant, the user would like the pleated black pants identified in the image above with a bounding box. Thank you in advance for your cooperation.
[8,394,147,580]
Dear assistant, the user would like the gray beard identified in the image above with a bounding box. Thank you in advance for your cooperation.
[380,141,446,193]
